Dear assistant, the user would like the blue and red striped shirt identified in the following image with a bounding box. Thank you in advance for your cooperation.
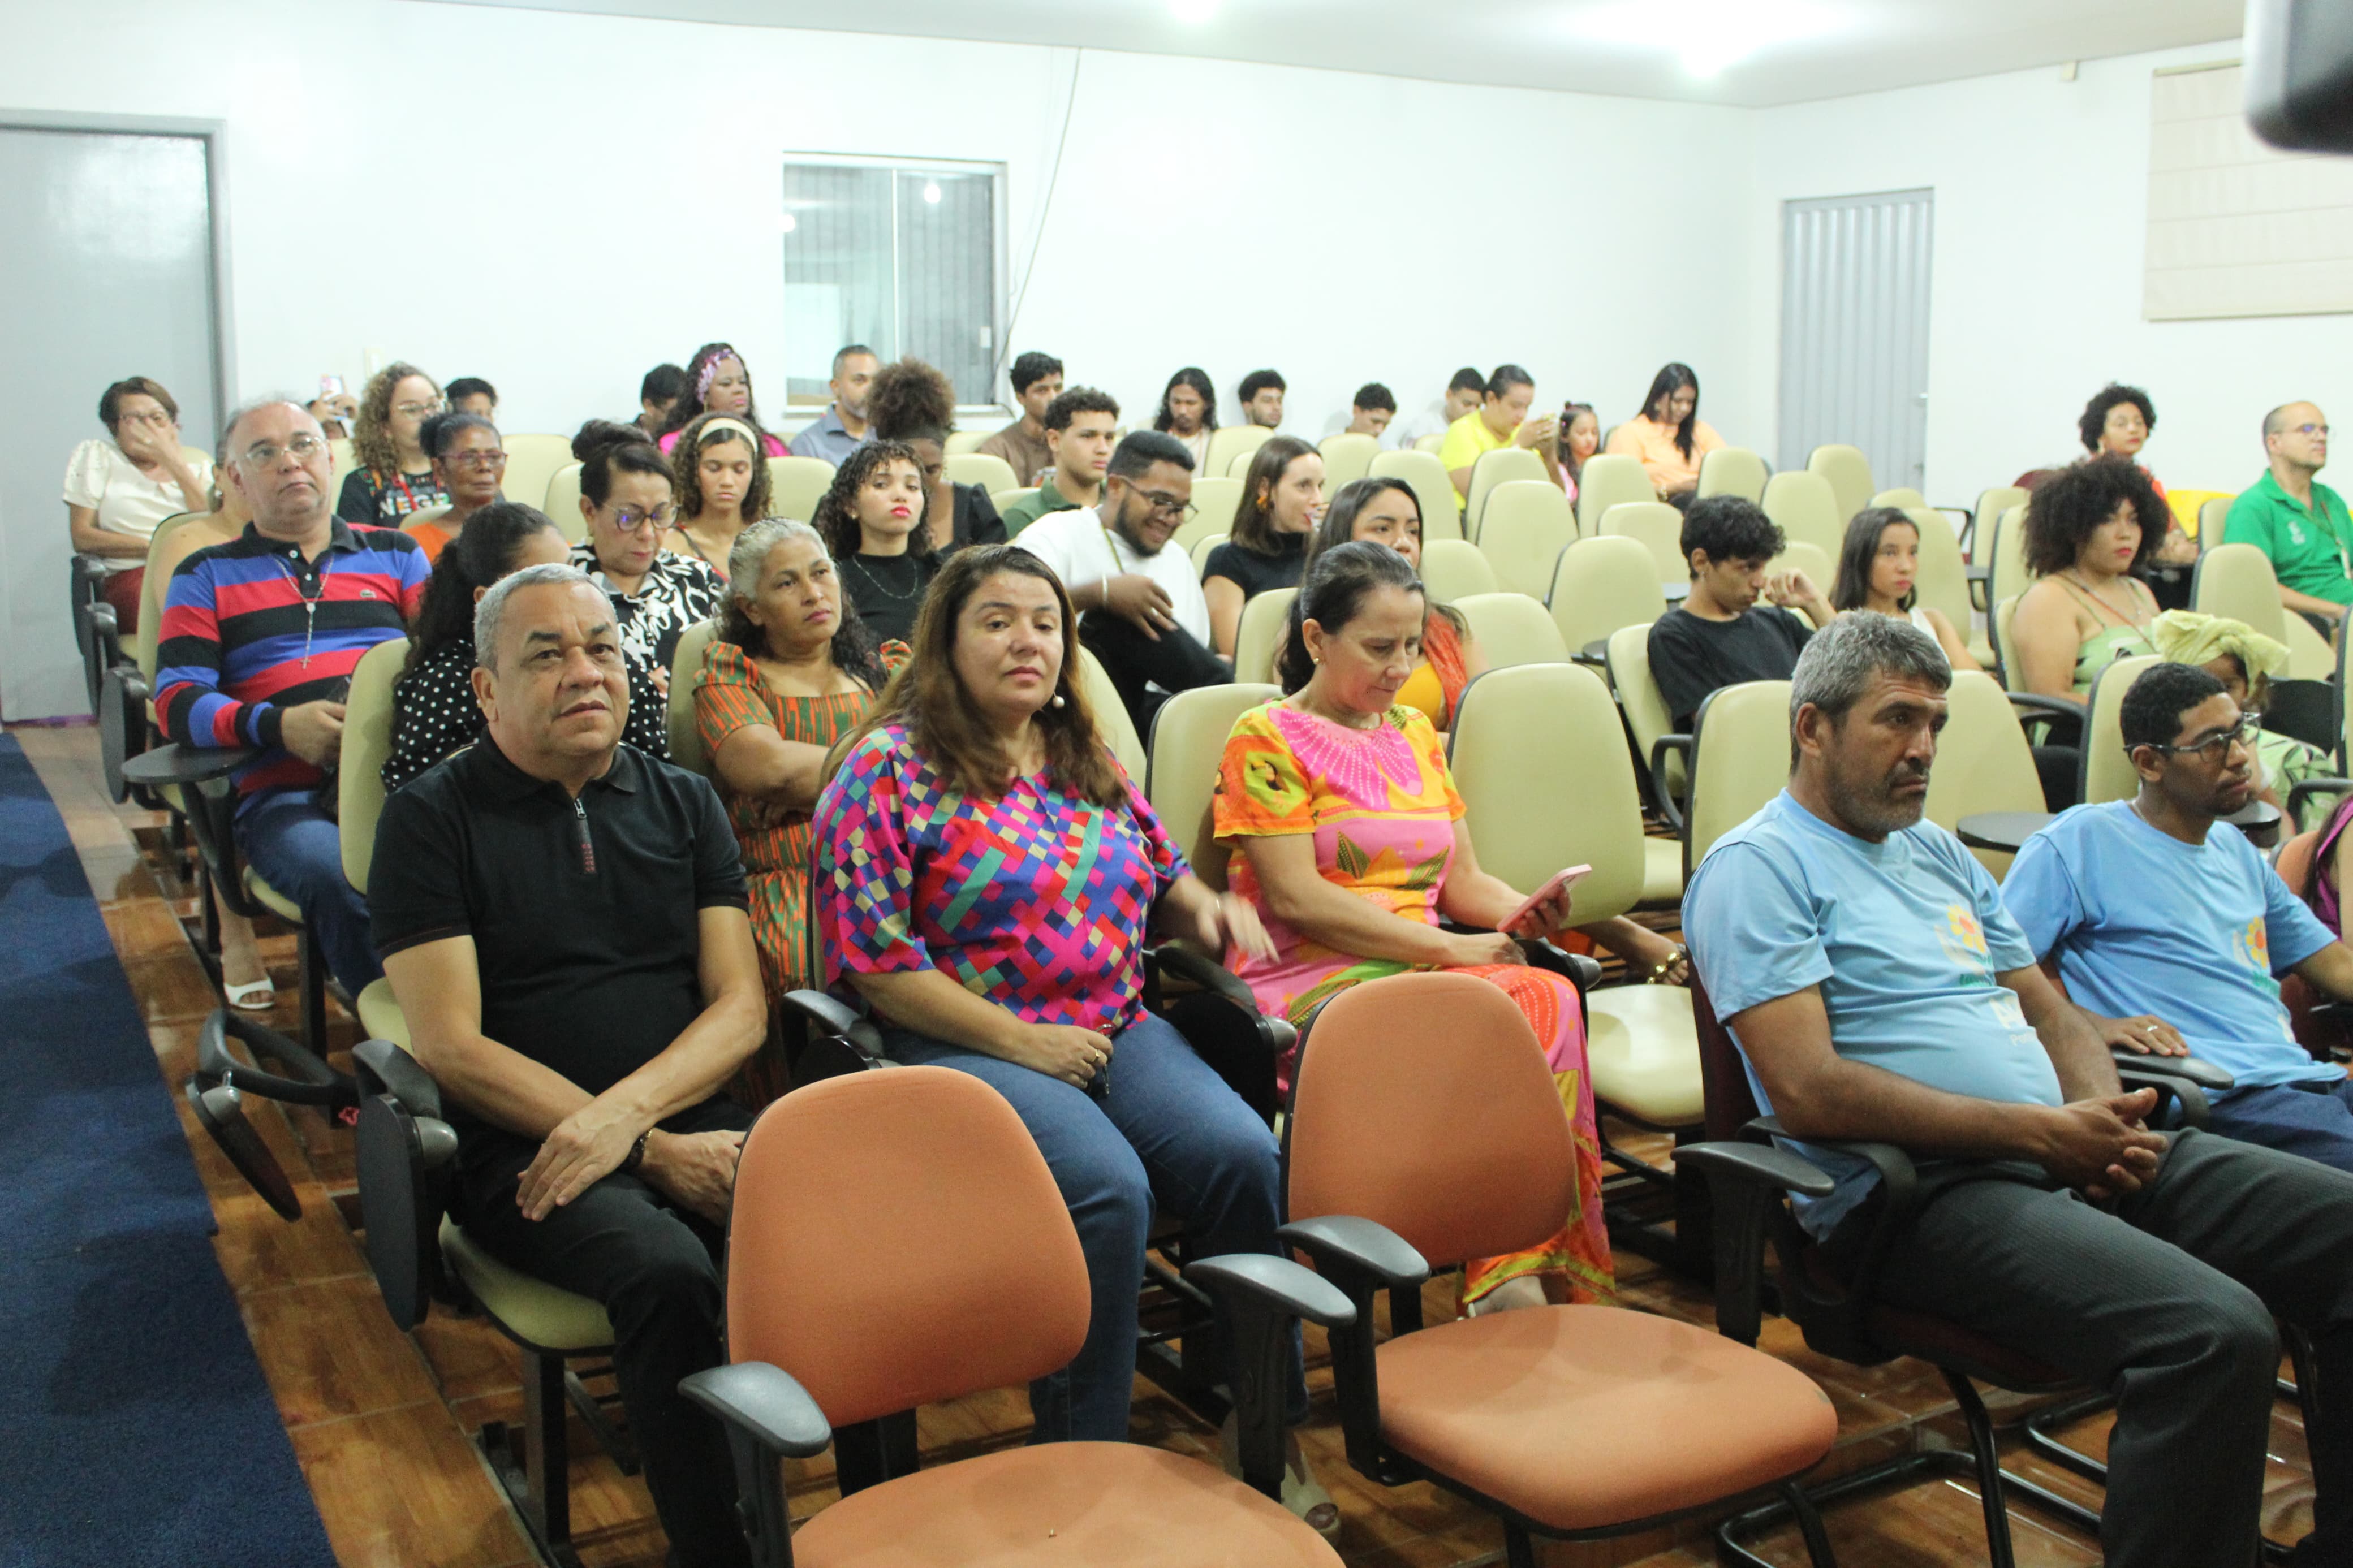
[157,520,428,806]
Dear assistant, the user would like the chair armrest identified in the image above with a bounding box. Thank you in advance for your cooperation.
[355,1037,443,1120]
[2116,1064,2213,1131]
[2110,1049,2233,1093]
[2004,692,2083,723]
[1677,1139,1837,1199]
[1185,1254,1358,1501]
[1648,733,1692,834]
[1184,1253,1358,1331]
[679,1362,833,1461]
[2289,777,2353,828]
[197,1009,352,1107]
[1677,1139,1837,1345]
[120,741,256,789]
[1522,941,1604,991]
[1151,943,1260,1014]
[81,602,118,640]
[1277,1215,1430,1294]
[779,989,887,1061]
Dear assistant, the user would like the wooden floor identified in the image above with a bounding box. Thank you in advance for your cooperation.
[11,720,2321,1567]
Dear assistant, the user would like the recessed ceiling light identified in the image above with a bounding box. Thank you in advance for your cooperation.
[922,180,942,204]
[1565,0,1850,77]
[777,212,798,233]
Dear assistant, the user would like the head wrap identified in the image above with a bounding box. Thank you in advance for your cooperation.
[2149,610,2290,685]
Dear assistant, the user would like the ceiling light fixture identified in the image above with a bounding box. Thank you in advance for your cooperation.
[777,212,798,233]
[922,180,942,204]
[1565,0,1850,78]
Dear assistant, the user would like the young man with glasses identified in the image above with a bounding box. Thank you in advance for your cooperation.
[1013,430,1226,731]
[2222,401,2350,632]
[2006,661,2353,1171]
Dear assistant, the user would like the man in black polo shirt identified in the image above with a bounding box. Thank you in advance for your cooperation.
[370,563,765,1568]
[1647,494,1838,732]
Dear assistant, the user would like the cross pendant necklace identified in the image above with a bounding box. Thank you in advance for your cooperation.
[279,551,330,667]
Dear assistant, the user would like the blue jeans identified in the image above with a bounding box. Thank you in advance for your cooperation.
[880,1009,1305,1442]
[235,789,381,999]
[2205,1077,2353,1175]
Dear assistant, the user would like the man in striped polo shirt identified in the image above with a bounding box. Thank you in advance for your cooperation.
[156,399,429,996]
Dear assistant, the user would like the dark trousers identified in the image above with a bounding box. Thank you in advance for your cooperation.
[453,1097,756,1568]
[1079,610,1231,737]
[2207,1078,2353,1175]
[1855,1129,2353,1567]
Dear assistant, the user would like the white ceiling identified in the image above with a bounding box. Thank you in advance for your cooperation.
[432,0,2244,107]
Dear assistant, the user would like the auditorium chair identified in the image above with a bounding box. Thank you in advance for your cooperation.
[543,462,586,542]
[1598,500,1685,582]
[1871,485,1928,511]
[1575,454,1652,538]
[1204,423,1273,478]
[681,1065,1349,1567]
[1234,588,1296,686]
[1277,972,1841,1568]
[1695,446,1769,503]
[1805,442,1874,522]
[94,510,205,805]
[1317,430,1378,489]
[1761,470,1843,560]
[765,456,834,525]
[1545,536,1666,673]
[1367,449,1463,543]
[1190,532,1226,580]
[1077,645,1147,779]
[1971,486,2029,562]
[1450,594,1569,669]
[1417,538,1497,605]
[942,429,987,457]
[1606,621,1686,816]
[498,432,574,514]
[399,505,451,545]
[2195,541,2338,680]
[1923,671,2055,880]
[992,485,1036,519]
[1173,473,1242,555]
[68,548,123,718]
[941,450,1016,494]
[1473,480,1574,597]
[1902,507,1976,645]
[2078,653,2164,807]
[1463,446,1549,542]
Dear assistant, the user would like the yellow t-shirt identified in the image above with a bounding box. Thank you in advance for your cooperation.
[1437,412,1512,499]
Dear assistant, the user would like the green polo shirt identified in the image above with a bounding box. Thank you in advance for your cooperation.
[2222,470,2353,606]
[1000,474,1079,539]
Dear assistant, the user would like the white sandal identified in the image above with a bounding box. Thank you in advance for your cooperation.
[223,977,275,1012]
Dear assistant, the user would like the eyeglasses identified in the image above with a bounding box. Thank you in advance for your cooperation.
[394,400,446,420]
[2296,424,2333,438]
[2145,711,2262,764]
[239,435,328,466]
[1130,488,1197,520]
[442,450,508,469]
[606,504,676,533]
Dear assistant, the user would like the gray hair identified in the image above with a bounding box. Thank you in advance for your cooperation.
[475,561,597,670]
[218,395,318,460]
[1787,612,1951,767]
[722,517,829,606]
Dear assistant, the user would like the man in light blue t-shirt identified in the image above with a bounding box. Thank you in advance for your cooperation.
[1683,615,2353,1568]
[2007,661,2353,1173]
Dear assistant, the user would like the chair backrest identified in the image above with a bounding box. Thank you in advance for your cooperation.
[726,1066,1091,1426]
[1451,592,1569,670]
[1770,540,1833,586]
[1598,500,1686,581]
[495,433,574,516]
[1286,974,1578,1268]
[354,1042,452,1331]
[1924,670,2045,879]
[1173,474,1242,556]
[1606,621,1682,797]
[1420,538,1497,604]
[135,512,207,681]
[943,429,988,457]
[1473,480,1575,597]
[1805,443,1874,522]
[1413,431,1444,453]
[667,621,719,779]
[993,485,1038,519]
[1449,662,1645,922]
[1076,646,1145,778]
[2279,829,2322,902]
[1204,424,1273,478]
[1233,588,1296,686]
[328,437,360,504]
[943,451,1017,493]
[2081,652,2164,805]
[401,506,451,541]
[1367,450,1460,543]
[1992,594,2025,688]
[2287,605,2338,681]
[1970,487,2029,562]
[339,637,410,894]
[544,461,587,543]
[1902,508,1972,633]
[766,455,835,523]
[1761,470,1843,560]
[1145,680,1279,878]
[2191,542,2292,645]
[1989,504,2032,612]
[1872,486,1928,511]
[1686,680,1792,876]
[1575,453,1653,537]
[1547,535,1666,655]
[1464,446,1548,540]
[1317,431,1379,489]
[1190,532,1228,580]
[1695,446,1767,503]
[2199,495,2236,542]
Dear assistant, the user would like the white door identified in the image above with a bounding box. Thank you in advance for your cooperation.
[1778,188,1934,492]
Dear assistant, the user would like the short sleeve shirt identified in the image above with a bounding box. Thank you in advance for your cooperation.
[1683,792,2059,1237]
[1014,505,1212,645]
[2221,471,2353,607]
[2003,801,2341,1090]
[1646,606,1812,732]
[1436,412,1510,498]
[63,438,212,568]
[813,724,1187,1033]
[1201,535,1306,603]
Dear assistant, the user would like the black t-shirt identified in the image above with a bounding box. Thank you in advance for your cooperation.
[336,467,447,525]
[1201,532,1305,601]
[1647,605,1812,732]
[839,550,940,645]
[369,738,748,1135]
[948,483,1007,552]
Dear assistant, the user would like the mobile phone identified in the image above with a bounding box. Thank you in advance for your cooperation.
[1504,864,1591,934]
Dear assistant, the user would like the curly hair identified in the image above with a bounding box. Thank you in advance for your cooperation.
[813,440,934,560]
[831,545,1127,805]
[661,342,767,437]
[2079,383,2157,455]
[866,358,957,446]
[353,362,439,480]
[404,502,563,673]
[1229,436,1320,555]
[2022,455,2167,579]
[715,518,887,689]
[670,411,773,526]
[98,376,178,433]
[1153,367,1218,435]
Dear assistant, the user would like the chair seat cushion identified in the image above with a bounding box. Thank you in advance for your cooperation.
[1374,1305,1835,1532]
[438,1216,613,1354]
[1638,836,1683,905]
[355,978,408,1048]
[792,1440,1339,1566]
[1584,985,1703,1126]
[243,869,302,923]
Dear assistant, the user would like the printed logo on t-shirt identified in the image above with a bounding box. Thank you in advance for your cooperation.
[2230,916,2270,975]
[1938,904,1992,978]
[2290,520,2310,547]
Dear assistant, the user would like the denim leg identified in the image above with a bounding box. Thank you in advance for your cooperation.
[234,789,382,996]
[2203,1080,2353,1176]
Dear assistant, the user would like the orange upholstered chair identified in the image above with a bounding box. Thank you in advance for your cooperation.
[682,1065,1352,1567]
[1278,973,1841,1567]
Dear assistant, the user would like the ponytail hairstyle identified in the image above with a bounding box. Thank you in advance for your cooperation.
[1277,539,1424,696]
[403,502,564,673]
[572,418,673,507]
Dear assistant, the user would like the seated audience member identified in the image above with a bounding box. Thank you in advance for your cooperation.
[1647,495,1833,733]
[1683,612,2353,1568]
[1152,367,1217,469]
[868,357,1007,552]
[308,382,357,440]
[1343,383,1396,439]
[1238,369,1287,431]
[1305,477,1480,731]
[977,350,1062,486]
[634,362,687,439]
[1389,367,1486,452]
[66,375,213,634]
[2080,382,2195,568]
[372,562,765,1568]
[1440,365,1553,502]
[1015,431,1226,733]
[999,387,1119,537]
[663,412,771,580]
[1605,362,1724,503]
[2011,456,2163,709]
[2148,610,2330,827]
[568,420,722,700]
[1830,506,1980,671]
[2009,663,2353,1167]
[403,411,506,564]
[1204,435,1322,657]
[658,343,787,457]
[337,362,449,525]
[786,344,880,464]
[816,442,938,646]
[695,519,897,1107]
[1214,542,1617,1312]
[2222,402,2350,630]
[385,502,667,794]
[445,377,497,420]
[812,546,1328,1523]
[158,400,429,999]
[1557,400,1600,507]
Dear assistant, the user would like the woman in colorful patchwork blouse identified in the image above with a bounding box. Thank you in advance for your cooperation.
[1214,541,1617,1314]
[813,544,1338,1534]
